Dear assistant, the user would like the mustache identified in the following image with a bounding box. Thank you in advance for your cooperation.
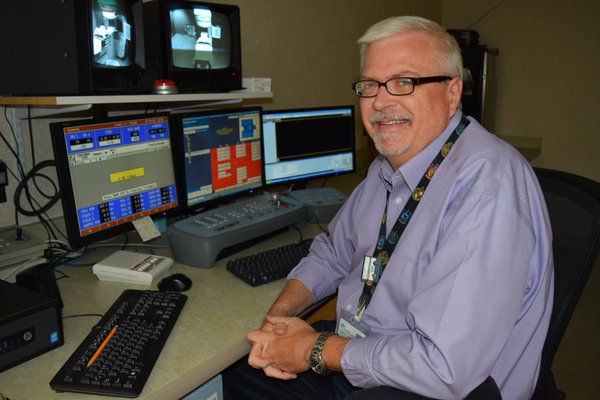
[368,111,412,124]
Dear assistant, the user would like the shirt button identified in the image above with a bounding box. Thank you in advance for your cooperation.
[395,197,402,204]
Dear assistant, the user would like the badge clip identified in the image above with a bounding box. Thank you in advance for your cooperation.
[362,256,382,284]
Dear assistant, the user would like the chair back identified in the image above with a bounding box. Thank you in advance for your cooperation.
[533,167,600,399]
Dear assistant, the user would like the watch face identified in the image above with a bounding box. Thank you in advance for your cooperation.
[310,331,333,375]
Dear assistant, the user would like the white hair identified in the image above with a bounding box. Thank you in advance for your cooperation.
[357,16,463,79]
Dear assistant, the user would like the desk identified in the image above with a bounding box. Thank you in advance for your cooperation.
[0,224,326,400]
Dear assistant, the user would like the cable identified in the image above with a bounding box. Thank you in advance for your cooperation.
[1,107,60,242]
[467,0,507,28]
[0,256,48,281]
[13,160,59,217]
[12,159,61,243]
[27,106,36,166]
[306,214,329,233]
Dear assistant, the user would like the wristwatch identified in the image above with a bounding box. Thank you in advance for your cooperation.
[309,331,334,375]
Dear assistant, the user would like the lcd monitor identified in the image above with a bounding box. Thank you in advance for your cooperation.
[50,114,179,247]
[171,107,263,212]
[261,106,356,188]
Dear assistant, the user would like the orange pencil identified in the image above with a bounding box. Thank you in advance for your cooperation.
[87,325,118,368]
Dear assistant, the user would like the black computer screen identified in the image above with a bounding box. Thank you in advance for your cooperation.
[51,113,179,246]
[262,106,356,186]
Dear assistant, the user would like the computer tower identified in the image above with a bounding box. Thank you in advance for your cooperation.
[449,30,499,132]
[461,45,499,131]
[0,279,64,372]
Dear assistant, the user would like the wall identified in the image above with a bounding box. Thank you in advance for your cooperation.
[0,0,442,229]
[442,0,600,182]
[8,0,597,227]
[233,0,441,148]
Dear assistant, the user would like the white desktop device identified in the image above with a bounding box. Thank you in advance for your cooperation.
[92,251,173,285]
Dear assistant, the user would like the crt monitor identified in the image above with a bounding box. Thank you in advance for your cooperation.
[0,0,148,95]
[261,105,356,187]
[87,0,148,93]
[90,0,141,69]
[144,0,242,92]
[172,107,263,212]
[50,114,179,247]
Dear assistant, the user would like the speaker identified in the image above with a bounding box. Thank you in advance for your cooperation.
[0,1,85,95]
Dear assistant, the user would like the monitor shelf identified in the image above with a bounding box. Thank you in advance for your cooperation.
[0,90,272,106]
[0,90,273,119]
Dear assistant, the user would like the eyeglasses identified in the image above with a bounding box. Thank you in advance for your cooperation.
[352,76,452,97]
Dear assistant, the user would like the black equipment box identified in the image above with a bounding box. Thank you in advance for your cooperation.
[0,279,64,372]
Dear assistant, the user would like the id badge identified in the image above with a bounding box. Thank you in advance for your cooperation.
[337,309,370,338]
[362,256,382,284]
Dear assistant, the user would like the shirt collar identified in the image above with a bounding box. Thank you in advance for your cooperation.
[378,111,463,192]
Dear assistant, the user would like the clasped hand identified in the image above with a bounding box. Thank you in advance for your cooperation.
[247,315,319,380]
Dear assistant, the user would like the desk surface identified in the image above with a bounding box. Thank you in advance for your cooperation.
[0,224,325,400]
[0,173,365,399]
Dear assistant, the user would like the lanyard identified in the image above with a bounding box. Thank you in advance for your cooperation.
[353,115,470,322]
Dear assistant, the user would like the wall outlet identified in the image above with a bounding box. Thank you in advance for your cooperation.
[0,227,47,270]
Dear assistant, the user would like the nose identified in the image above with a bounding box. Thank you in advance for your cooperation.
[369,84,398,111]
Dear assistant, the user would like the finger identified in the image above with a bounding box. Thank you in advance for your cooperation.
[272,322,288,335]
[263,364,298,380]
[249,355,274,369]
[247,330,267,344]
[265,314,290,326]
[248,342,273,369]
[248,353,274,369]
[265,315,290,336]
[260,321,274,332]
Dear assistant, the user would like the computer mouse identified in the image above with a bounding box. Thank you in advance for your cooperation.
[157,273,192,292]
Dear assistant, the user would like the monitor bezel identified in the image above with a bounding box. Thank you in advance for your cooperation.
[50,112,180,248]
[261,105,357,189]
[171,106,264,215]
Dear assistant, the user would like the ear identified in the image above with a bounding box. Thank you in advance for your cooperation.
[447,76,463,114]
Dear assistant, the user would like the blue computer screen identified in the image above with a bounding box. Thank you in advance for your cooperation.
[175,107,263,209]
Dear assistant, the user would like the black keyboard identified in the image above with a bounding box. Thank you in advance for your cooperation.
[50,290,187,398]
[226,239,313,286]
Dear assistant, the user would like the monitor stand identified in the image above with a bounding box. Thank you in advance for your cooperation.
[287,187,348,223]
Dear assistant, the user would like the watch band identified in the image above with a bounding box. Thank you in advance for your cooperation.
[309,331,334,375]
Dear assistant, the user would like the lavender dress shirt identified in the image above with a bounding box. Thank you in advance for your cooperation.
[289,111,554,399]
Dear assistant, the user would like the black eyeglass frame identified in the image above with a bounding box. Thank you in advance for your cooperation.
[352,76,452,97]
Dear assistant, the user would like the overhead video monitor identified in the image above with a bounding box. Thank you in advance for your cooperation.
[143,0,242,92]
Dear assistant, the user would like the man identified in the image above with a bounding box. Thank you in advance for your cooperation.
[223,15,553,400]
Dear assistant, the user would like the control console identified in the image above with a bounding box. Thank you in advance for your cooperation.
[168,194,307,267]
[288,187,348,223]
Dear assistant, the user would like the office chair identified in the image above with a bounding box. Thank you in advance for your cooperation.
[531,167,600,400]
[344,168,600,400]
